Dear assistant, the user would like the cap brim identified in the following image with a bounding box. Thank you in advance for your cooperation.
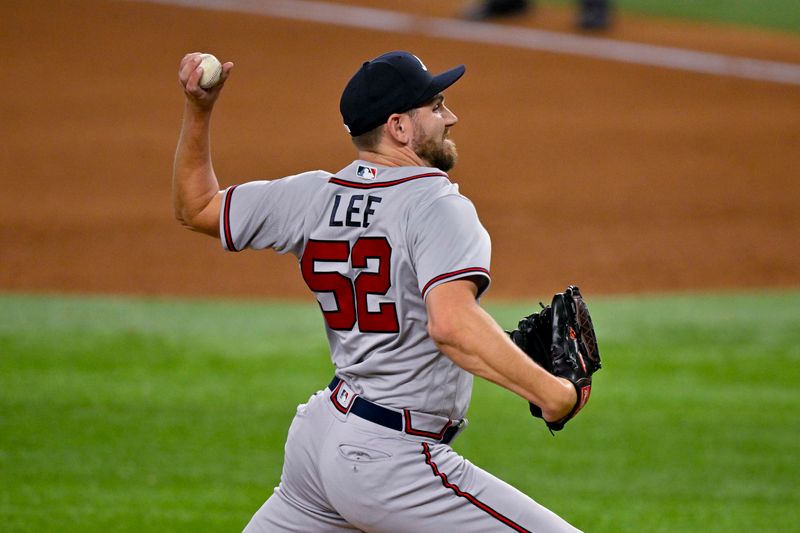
[417,64,466,105]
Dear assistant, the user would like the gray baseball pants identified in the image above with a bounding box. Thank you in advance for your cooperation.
[243,386,581,532]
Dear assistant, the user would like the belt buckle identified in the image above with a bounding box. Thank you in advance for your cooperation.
[330,379,358,414]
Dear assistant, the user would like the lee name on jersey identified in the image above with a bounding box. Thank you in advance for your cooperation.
[328,194,383,228]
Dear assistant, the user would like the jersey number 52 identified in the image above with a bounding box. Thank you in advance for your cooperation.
[301,237,399,333]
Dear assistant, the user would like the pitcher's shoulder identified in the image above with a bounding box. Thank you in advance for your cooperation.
[276,170,335,195]
[412,176,474,209]
[285,169,334,183]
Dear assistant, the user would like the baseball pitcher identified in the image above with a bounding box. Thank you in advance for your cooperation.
[174,50,599,532]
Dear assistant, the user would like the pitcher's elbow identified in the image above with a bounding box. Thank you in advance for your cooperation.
[428,316,458,348]
[173,206,185,225]
[173,202,196,230]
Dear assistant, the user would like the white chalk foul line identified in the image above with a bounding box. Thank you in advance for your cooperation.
[141,0,800,86]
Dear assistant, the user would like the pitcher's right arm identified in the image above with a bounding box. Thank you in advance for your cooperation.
[172,52,234,237]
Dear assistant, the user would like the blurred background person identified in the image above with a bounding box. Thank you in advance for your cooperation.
[463,0,612,30]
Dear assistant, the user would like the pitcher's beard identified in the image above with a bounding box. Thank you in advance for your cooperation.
[414,136,458,172]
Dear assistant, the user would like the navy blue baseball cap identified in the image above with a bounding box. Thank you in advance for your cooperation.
[340,51,466,137]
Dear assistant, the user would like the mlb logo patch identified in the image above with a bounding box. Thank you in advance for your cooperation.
[336,384,357,411]
[356,165,378,180]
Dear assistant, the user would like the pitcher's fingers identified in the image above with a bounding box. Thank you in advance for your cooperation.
[185,63,205,93]
[178,54,203,84]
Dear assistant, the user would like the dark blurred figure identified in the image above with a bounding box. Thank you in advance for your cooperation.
[463,0,612,30]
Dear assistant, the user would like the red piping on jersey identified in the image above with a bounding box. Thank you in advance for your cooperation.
[404,410,451,440]
[421,443,532,533]
[328,172,447,189]
[223,185,238,252]
[421,267,490,299]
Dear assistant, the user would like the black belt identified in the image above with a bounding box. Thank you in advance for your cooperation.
[327,376,462,445]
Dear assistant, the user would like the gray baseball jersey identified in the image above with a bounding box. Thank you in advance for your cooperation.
[221,160,490,419]
[223,161,581,532]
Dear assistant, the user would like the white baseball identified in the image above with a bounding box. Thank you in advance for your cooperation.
[198,53,222,89]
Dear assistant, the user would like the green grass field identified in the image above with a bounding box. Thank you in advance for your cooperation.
[1,291,798,532]
[546,0,800,33]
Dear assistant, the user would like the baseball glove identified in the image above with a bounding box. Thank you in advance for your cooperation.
[508,285,601,432]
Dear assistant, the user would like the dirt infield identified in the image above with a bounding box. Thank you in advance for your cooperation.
[2,0,799,300]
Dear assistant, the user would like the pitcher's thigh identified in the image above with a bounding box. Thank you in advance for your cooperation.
[416,443,581,533]
[327,440,581,533]
[242,488,360,533]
